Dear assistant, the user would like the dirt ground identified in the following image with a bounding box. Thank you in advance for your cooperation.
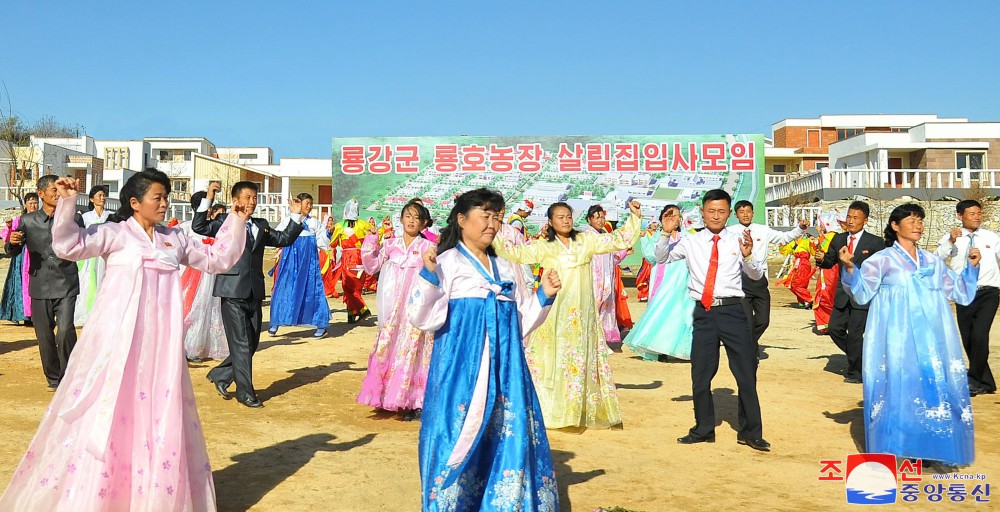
[1,261,999,511]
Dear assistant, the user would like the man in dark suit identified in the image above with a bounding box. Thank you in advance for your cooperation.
[5,174,85,388]
[192,181,304,408]
[815,200,884,384]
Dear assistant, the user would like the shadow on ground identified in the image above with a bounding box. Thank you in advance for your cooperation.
[215,432,377,512]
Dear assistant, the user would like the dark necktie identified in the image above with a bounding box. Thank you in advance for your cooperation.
[246,221,255,247]
[701,234,720,310]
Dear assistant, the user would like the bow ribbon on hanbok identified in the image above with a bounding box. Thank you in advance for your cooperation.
[894,245,951,414]
[59,220,180,460]
[444,245,514,473]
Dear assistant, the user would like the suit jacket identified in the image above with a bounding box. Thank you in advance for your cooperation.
[817,230,885,310]
[5,208,86,299]
[192,211,303,300]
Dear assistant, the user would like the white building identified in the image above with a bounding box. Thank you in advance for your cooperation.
[216,147,274,166]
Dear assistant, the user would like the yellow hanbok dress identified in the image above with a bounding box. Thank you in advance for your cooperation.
[493,212,640,429]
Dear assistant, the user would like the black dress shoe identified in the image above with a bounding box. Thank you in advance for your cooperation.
[737,436,771,451]
[677,433,715,444]
[238,395,264,408]
[844,376,862,384]
[213,380,232,400]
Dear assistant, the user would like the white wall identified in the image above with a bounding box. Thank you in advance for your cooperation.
[216,146,273,165]
[921,123,1000,140]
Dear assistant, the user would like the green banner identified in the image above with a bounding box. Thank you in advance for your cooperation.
[331,134,766,232]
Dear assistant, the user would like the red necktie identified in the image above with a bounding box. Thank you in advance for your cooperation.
[701,234,720,310]
[847,234,856,254]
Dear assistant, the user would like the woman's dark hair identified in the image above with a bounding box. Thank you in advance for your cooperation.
[586,204,605,219]
[401,199,433,237]
[109,168,172,223]
[883,203,925,248]
[22,192,39,214]
[545,202,578,242]
[438,188,505,255]
[659,204,679,218]
[296,192,314,202]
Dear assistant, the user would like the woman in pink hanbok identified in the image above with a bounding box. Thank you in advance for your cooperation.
[357,200,436,419]
[0,170,247,512]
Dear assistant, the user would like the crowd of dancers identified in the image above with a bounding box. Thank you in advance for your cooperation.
[0,169,994,510]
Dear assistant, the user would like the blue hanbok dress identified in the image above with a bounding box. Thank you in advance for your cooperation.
[270,215,331,328]
[623,231,694,360]
[408,243,559,511]
[842,243,978,465]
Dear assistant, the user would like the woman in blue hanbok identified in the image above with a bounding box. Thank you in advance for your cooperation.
[269,192,332,338]
[623,205,695,361]
[840,203,978,466]
[407,188,560,511]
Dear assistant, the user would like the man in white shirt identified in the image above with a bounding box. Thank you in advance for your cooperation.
[936,199,998,396]
[656,189,770,451]
[726,200,808,353]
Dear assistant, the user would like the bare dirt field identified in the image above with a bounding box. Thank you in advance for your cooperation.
[1,262,998,511]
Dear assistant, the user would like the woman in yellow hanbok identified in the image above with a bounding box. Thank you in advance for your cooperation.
[493,200,641,429]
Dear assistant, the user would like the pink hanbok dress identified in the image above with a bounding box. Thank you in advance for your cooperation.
[582,225,628,345]
[356,233,435,411]
[0,194,245,511]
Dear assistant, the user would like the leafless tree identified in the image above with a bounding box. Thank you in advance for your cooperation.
[1,84,83,207]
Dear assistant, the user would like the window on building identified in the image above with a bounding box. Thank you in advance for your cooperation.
[837,128,864,141]
[106,182,119,194]
[159,150,168,161]
[815,161,829,170]
[957,151,986,180]
[890,127,909,133]
[238,153,256,160]
[174,179,190,193]
[772,164,786,173]
[183,150,193,161]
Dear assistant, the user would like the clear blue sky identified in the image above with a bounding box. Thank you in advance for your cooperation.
[4,0,998,159]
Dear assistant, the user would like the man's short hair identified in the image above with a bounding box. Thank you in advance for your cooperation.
[734,200,754,212]
[36,174,59,191]
[848,200,870,218]
[701,189,732,207]
[957,199,983,215]
[231,181,258,198]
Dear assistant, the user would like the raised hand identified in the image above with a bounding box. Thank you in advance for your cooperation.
[231,202,252,222]
[289,196,302,215]
[950,227,963,245]
[969,247,982,267]
[54,177,78,199]
[739,229,753,257]
[541,268,562,298]
[662,215,680,234]
[207,182,222,202]
[838,246,854,270]
[629,200,642,217]
[422,246,438,273]
[798,218,810,230]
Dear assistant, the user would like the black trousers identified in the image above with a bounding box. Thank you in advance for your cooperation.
[740,273,771,345]
[956,287,998,392]
[689,302,763,439]
[828,303,868,380]
[31,296,78,387]
[209,297,263,401]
